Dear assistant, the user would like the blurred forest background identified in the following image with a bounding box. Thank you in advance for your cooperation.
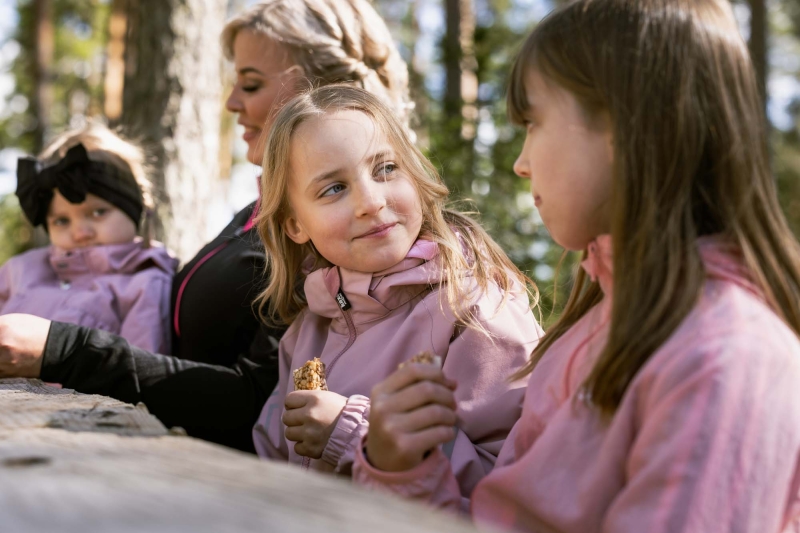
[0,0,798,323]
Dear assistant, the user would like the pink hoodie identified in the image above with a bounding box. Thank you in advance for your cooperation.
[0,239,177,353]
[253,239,542,508]
[354,236,800,533]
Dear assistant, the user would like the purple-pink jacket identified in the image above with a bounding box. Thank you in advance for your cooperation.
[0,239,177,353]
[354,236,800,533]
[253,239,542,507]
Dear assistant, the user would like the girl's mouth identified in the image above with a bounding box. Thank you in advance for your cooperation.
[356,223,397,239]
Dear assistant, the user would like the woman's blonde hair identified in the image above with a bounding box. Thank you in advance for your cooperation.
[221,0,412,126]
[256,85,536,329]
[509,0,800,413]
[40,121,154,238]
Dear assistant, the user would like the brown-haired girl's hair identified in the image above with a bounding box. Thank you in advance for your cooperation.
[221,0,413,127]
[256,84,537,330]
[509,0,800,413]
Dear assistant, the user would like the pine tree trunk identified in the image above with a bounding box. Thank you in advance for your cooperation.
[32,0,53,153]
[120,0,226,261]
[104,0,128,124]
[748,0,769,114]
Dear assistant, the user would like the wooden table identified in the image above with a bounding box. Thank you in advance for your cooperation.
[0,378,487,533]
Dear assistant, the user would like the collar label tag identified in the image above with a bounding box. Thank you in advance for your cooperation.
[335,289,351,311]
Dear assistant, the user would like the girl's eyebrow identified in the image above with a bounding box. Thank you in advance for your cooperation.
[307,168,343,193]
[238,67,264,76]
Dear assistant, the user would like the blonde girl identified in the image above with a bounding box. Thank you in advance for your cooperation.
[251,85,541,509]
[2,123,176,353]
[356,1,800,531]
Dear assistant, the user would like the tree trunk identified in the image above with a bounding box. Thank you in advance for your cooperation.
[748,0,769,115]
[120,0,226,261]
[32,0,53,153]
[104,0,128,124]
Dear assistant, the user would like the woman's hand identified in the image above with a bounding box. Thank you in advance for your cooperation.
[283,390,348,459]
[366,364,457,472]
[0,314,50,378]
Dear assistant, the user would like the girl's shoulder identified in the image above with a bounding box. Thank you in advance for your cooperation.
[1,246,51,273]
[636,276,800,403]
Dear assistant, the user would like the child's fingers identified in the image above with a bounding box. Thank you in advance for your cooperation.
[377,379,457,414]
[372,364,453,398]
[403,425,456,455]
[285,425,303,443]
[393,403,457,434]
[281,408,305,427]
[284,390,311,410]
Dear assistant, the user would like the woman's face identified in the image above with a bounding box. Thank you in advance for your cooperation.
[225,30,302,165]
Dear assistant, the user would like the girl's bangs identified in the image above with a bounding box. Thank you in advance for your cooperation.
[507,36,539,126]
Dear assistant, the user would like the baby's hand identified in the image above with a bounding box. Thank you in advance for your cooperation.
[366,364,457,472]
[283,390,347,459]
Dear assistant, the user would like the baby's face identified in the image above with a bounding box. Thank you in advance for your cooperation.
[46,191,137,250]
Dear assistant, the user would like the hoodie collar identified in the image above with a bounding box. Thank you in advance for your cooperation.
[580,234,762,302]
[49,238,177,281]
[304,239,442,324]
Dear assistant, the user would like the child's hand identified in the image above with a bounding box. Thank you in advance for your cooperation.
[366,364,457,472]
[0,314,49,378]
[283,390,348,459]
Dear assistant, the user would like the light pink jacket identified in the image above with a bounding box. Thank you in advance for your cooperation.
[0,239,177,353]
[253,239,541,507]
[354,236,800,533]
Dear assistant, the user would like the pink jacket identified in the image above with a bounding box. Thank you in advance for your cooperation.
[0,239,177,353]
[253,239,541,507]
[354,236,800,533]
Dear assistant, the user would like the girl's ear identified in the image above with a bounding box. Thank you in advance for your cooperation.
[283,214,310,244]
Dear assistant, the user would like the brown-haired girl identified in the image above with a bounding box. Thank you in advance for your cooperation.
[250,85,541,506]
[355,1,800,531]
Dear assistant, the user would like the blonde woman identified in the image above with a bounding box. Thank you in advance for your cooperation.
[0,0,412,454]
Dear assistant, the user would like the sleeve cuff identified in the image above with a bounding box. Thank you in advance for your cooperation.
[320,394,371,469]
[354,437,448,485]
[40,321,84,382]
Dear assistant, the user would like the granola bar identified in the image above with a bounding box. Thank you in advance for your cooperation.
[398,351,442,369]
[293,358,328,391]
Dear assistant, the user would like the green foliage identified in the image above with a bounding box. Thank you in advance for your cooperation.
[0,0,110,153]
[0,194,33,264]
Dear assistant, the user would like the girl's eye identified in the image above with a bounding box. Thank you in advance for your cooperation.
[92,208,109,218]
[321,183,345,197]
[242,84,260,93]
[50,217,69,227]
[376,162,397,178]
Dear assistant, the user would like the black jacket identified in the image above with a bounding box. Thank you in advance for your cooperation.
[40,202,284,453]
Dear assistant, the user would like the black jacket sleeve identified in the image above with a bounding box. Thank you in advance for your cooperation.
[41,320,280,453]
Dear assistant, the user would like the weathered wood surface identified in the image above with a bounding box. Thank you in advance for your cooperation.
[0,379,487,533]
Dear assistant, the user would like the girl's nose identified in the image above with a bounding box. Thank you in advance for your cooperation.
[72,222,95,243]
[354,179,387,217]
[513,154,531,179]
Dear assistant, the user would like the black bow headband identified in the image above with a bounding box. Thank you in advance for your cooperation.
[16,143,144,228]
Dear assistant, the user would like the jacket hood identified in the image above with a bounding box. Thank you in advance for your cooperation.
[304,239,443,324]
[49,238,178,281]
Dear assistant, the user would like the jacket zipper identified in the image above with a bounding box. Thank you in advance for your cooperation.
[301,290,357,471]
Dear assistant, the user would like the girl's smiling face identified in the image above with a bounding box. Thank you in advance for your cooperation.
[282,110,423,273]
[513,69,614,251]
